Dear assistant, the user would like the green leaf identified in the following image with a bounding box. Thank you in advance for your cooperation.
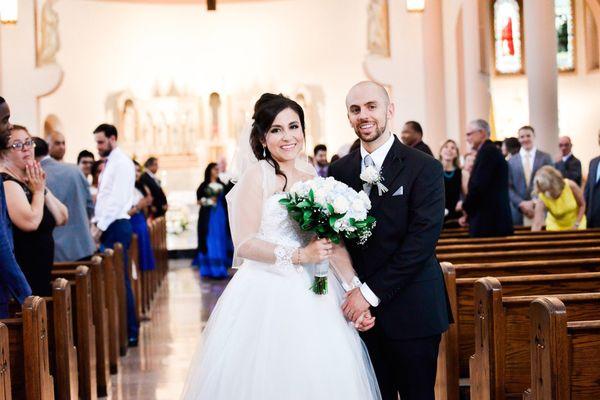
[327,204,334,214]
[309,189,314,203]
[297,201,311,208]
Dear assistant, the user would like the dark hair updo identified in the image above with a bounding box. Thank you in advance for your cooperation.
[250,93,306,191]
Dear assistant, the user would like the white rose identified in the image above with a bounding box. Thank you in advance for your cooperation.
[314,188,327,205]
[351,199,365,213]
[358,191,372,210]
[360,166,380,184]
[333,196,350,214]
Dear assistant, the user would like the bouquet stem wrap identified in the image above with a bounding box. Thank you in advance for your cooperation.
[312,260,329,295]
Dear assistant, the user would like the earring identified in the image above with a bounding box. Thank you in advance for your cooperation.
[262,147,266,158]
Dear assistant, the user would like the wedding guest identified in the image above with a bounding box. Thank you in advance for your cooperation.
[555,136,582,186]
[0,125,68,296]
[193,162,233,279]
[400,120,433,156]
[47,131,66,162]
[462,119,513,237]
[462,151,477,196]
[129,161,156,278]
[532,166,586,231]
[140,157,168,218]
[0,97,31,317]
[438,139,462,226]
[330,154,340,164]
[90,159,104,202]
[91,123,139,346]
[34,137,95,262]
[508,125,553,226]
[77,150,95,180]
[314,144,329,177]
[502,137,520,160]
[584,130,600,228]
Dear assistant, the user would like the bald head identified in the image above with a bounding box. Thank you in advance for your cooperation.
[346,81,390,108]
[48,131,66,161]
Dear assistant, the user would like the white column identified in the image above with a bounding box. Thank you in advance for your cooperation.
[524,0,559,153]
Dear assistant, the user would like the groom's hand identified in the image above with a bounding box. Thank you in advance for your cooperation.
[342,288,370,323]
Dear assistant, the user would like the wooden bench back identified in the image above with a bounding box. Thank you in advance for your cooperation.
[438,231,600,245]
[438,246,600,264]
[436,238,600,254]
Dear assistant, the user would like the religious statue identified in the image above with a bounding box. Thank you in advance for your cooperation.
[209,93,221,140]
[367,0,390,57]
[38,0,60,66]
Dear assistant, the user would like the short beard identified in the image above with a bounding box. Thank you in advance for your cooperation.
[355,120,387,143]
[99,143,113,158]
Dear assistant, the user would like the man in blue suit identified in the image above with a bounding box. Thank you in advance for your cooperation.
[584,131,600,228]
[0,97,32,317]
[507,126,553,226]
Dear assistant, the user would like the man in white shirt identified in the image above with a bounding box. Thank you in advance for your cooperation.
[91,123,139,346]
[507,125,553,226]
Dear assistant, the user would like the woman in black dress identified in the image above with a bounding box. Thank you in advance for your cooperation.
[438,139,463,227]
[0,127,68,296]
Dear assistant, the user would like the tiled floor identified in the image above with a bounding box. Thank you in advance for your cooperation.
[105,260,230,399]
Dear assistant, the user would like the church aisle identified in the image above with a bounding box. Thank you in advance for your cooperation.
[106,260,229,400]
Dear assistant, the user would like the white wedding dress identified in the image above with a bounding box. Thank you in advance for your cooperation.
[181,162,381,399]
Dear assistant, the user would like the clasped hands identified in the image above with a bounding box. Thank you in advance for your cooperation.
[342,287,375,332]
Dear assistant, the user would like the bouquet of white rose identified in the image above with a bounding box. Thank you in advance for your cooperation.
[279,176,376,295]
[199,182,224,208]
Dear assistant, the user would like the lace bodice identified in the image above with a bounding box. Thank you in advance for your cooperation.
[257,194,313,249]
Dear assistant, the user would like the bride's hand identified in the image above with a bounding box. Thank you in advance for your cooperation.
[300,238,332,264]
[355,310,376,332]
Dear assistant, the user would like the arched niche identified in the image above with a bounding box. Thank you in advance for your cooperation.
[585,0,600,71]
[43,114,63,137]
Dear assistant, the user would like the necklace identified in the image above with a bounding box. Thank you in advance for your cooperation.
[443,169,456,179]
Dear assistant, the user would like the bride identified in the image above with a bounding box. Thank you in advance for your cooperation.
[181,93,381,400]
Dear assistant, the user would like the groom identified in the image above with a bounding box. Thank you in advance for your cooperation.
[329,81,452,400]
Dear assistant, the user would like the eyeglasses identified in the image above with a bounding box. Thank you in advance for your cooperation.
[9,139,36,151]
[465,130,481,137]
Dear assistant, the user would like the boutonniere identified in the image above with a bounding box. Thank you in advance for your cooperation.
[360,165,388,196]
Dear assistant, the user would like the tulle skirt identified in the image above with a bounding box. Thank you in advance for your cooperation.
[181,261,381,400]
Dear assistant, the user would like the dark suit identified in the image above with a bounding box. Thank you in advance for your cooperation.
[463,140,514,237]
[329,137,451,400]
[140,172,168,218]
[413,140,434,157]
[584,156,600,228]
[555,154,582,186]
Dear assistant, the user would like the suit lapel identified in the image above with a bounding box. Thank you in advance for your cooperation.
[370,137,405,210]
[347,150,363,193]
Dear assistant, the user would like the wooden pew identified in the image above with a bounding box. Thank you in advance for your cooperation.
[0,323,10,400]
[469,278,600,400]
[438,264,600,400]
[436,238,600,255]
[51,267,97,400]
[527,297,600,400]
[439,226,599,239]
[54,256,111,395]
[128,234,143,321]
[100,250,120,374]
[438,246,600,264]
[438,231,600,246]
[1,296,54,400]
[450,258,600,279]
[45,279,78,400]
[113,242,128,356]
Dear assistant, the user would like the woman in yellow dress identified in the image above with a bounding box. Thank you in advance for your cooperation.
[532,165,586,231]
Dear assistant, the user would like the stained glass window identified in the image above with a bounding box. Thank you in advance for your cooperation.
[493,0,523,74]
[556,0,575,71]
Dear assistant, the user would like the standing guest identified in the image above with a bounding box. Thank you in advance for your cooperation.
[400,120,434,156]
[584,131,600,228]
[129,161,156,277]
[193,163,233,279]
[91,123,139,346]
[508,125,553,226]
[47,131,66,162]
[314,144,329,177]
[531,166,586,231]
[0,97,31,317]
[461,151,477,196]
[90,159,104,202]
[502,137,520,160]
[140,157,168,218]
[555,136,582,186]
[0,125,68,296]
[34,137,95,262]
[77,150,95,180]
[462,119,513,237]
[438,139,463,226]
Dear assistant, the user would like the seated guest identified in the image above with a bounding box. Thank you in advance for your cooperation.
[0,125,68,296]
[77,150,95,181]
[584,130,600,228]
[462,119,513,237]
[555,136,582,186]
[193,163,233,279]
[35,137,95,262]
[140,157,168,218]
[129,161,156,278]
[502,137,520,160]
[0,97,31,317]
[438,139,462,226]
[400,120,433,156]
[532,166,586,231]
[313,144,329,177]
[508,125,553,226]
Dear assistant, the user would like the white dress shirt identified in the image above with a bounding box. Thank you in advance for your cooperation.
[93,147,135,231]
[562,153,572,163]
[356,133,396,307]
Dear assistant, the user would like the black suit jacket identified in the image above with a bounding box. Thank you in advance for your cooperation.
[413,140,434,157]
[585,156,600,228]
[555,155,582,186]
[329,137,451,340]
[463,140,513,237]
[140,172,168,218]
